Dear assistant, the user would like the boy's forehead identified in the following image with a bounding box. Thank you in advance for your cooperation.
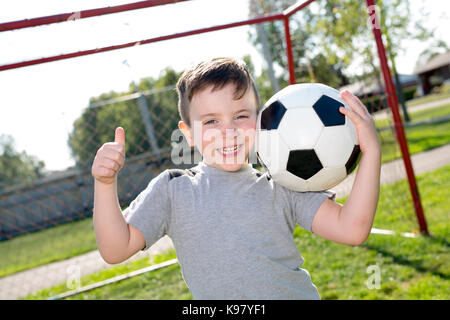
[190,83,258,116]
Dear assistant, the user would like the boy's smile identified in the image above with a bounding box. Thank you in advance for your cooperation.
[179,83,258,172]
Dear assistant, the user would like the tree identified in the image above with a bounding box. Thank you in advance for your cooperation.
[307,0,434,119]
[248,0,350,96]
[68,67,181,170]
[0,134,45,190]
[249,0,436,117]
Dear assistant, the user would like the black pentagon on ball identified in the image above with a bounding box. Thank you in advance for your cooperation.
[312,95,345,126]
[287,149,323,180]
[260,100,287,130]
[345,145,361,174]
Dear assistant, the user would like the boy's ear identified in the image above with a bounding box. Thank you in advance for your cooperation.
[178,121,195,147]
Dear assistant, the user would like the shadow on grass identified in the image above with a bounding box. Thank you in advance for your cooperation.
[427,234,450,249]
[361,243,449,280]
[406,134,450,145]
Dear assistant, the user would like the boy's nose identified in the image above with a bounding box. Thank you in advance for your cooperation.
[221,127,244,147]
[224,127,238,135]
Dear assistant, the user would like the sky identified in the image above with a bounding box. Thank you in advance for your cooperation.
[0,0,449,172]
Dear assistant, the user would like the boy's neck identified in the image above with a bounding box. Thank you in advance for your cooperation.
[201,158,251,172]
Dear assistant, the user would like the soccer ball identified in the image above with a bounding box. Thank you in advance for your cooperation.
[255,83,361,192]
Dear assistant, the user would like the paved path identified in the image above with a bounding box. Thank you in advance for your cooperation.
[372,96,450,121]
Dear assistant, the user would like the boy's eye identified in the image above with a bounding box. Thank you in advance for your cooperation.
[204,119,217,125]
[236,115,249,119]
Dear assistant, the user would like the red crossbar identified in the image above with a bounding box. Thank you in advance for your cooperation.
[0,0,190,32]
[0,13,284,72]
[0,0,319,72]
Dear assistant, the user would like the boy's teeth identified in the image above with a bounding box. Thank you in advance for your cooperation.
[220,145,240,154]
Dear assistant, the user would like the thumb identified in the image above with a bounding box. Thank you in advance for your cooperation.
[114,127,125,147]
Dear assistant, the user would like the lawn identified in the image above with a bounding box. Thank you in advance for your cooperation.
[405,86,450,107]
[26,164,450,300]
[0,217,97,278]
[376,103,450,163]
[379,116,450,163]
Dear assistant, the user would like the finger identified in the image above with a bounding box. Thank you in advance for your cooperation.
[99,142,125,160]
[339,106,363,125]
[98,156,121,173]
[115,127,126,148]
[340,90,370,117]
[97,165,116,178]
[99,147,125,166]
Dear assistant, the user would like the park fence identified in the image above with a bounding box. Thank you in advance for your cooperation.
[0,86,200,240]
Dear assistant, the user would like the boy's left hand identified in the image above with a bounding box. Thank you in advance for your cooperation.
[339,90,381,155]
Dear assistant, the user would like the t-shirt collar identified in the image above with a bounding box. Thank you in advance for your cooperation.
[195,161,253,176]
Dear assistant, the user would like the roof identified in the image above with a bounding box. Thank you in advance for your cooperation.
[414,51,450,75]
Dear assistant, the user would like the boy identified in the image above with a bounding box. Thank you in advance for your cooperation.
[92,57,381,299]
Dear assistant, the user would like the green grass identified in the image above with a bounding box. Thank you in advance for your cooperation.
[299,164,449,299]
[374,103,450,129]
[0,218,97,278]
[379,120,450,163]
[25,165,449,300]
[407,103,450,121]
[1,105,448,278]
[26,249,193,300]
[0,206,128,277]
[406,87,450,107]
[377,103,450,163]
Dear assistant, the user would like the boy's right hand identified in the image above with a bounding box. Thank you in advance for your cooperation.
[92,127,126,185]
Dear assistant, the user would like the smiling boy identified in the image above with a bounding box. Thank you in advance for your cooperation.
[92,57,381,299]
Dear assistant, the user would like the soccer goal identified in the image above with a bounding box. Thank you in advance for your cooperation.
[0,0,433,300]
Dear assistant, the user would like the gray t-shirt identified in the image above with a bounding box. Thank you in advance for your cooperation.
[124,161,336,300]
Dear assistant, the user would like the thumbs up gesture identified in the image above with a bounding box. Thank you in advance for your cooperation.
[92,127,126,185]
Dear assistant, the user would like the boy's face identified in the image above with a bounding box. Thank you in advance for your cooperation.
[179,83,258,172]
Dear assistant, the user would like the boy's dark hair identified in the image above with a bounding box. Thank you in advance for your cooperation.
[176,57,260,127]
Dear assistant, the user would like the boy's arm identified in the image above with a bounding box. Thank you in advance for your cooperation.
[92,127,146,264]
[93,181,146,264]
[311,90,381,246]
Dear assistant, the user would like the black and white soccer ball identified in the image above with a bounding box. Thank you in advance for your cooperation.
[255,83,361,192]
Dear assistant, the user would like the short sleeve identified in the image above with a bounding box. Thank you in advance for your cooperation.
[123,169,171,250]
[288,189,336,233]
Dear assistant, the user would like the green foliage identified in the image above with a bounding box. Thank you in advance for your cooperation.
[0,134,45,190]
[248,1,350,88]
[67,68,181,170]
[249,0,439,90]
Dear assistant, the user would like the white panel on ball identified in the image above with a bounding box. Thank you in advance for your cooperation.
[277,83,325,109]
[271,170,309,192]
[315,126,354,167]
[345,117,359,146]
[256,130,290,176]
[306,166,347,191]
[278,108,324,150]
